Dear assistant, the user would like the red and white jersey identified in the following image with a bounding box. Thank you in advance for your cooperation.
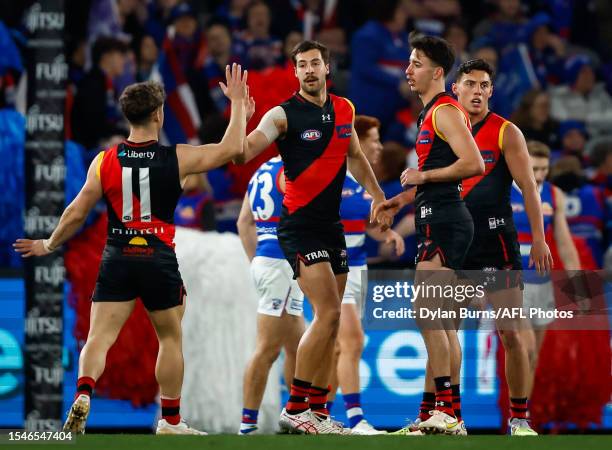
[97,140,183,249]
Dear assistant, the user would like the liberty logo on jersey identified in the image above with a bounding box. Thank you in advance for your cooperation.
[336,124,352,139]
[118,149,155,159]
[301,129,322,141]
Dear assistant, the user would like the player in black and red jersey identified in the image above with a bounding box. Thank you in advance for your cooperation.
[374,33,484,434]
[234,40,387,434]
[14,64,252,435]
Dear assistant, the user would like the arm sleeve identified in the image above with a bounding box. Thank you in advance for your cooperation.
[255,105,286,143]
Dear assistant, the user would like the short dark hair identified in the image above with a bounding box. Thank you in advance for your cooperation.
[527,140,551,159]
[409,32,455,76]
[119,81,166,126]
[456,58,495,82]
[290,40,330,65]
[590,140,612,168]
[91,37,128,66]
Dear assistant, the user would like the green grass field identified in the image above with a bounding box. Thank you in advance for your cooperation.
[7,434,612,450]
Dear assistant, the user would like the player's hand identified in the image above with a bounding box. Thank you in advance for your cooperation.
[385,230,405,256]
[372,195,403,231]
[13,239,52,257]
[528,239,553,275]
[370,197,392,231]
[219,63,248,101]
[400,168,425,187]
[245,86,255,122]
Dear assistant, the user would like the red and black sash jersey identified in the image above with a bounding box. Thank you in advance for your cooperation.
[414,92,471,225]
[462,112,514,232]
[278,92,354,224]
[97,140,183,249]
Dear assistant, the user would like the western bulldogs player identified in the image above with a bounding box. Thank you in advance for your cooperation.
[14,64,250,435]
[234,40,388,434]
[513,141,580,386]
[329,115,404,435]
[237,157,305,435]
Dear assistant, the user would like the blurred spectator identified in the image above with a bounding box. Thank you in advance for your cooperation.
[71,37,129,149]
[527,13,565,87]
[215,0,251,33]
[0,19,22,109]
[135,35,159,82]
[67,38,87,85]
[292,0,346,40]
[233,0,283,70]
[349,0,410,133]
[202,19,239,117]
[589,140,612,191]
[316,27,348,90]
[174,174,217,231]
[412,0,462,36]
[282,30,304,65]
[115,0,147,44]
[549,54,612,137]
[444,22,470,89]
[473,0,529,52]
[145,0,181,46]
[556,120,589,165]
[550,155,606,268]
[471,45,499,72]
[511,89,560,150]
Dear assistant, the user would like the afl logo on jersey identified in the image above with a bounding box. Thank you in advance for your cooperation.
[301,129,322,141]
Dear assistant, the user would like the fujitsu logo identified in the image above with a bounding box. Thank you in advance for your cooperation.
[118,149,155,159]
[26,105,64,133]
[112,227,165,235]
[36,55,68,84]
[26,3,65,33]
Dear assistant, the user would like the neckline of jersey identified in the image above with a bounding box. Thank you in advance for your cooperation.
[295,91,330,109]
[123,139,158,148]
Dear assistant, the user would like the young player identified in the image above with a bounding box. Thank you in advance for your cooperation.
[14,64,251,435]
[374,33,485,434]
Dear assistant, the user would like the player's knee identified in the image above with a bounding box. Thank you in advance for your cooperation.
[339,330,364,356]
[86,333,118,351]
[500,329,522,351]
[320,304,341,329]
[254,341,282,365]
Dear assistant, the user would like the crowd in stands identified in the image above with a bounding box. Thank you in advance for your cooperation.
[0,0,611,269]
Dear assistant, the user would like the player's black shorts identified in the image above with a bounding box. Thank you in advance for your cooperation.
[415,220,474,270]
[462,228,523,292]
[92,244,186,311]
[277,218,349,279]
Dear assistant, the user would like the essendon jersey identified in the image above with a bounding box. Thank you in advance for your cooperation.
[97,140,183,249]
[277,93,354,224]
[462,112,514,232]
[415,92,471,225]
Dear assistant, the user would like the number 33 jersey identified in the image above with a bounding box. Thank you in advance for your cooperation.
[247,156,285,259]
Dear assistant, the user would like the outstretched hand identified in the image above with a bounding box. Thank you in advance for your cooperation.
[13,239,51,258]
[219,63,248,101]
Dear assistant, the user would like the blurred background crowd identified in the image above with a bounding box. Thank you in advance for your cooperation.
[0,0,611,270]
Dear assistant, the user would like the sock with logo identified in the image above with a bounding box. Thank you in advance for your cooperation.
[419,391,435,421]
[434,376,454,416]
[161,397,181,425]
[451,384,462,422]
[286,378,311,415]
[75,376,95,400]
[343,392,364,428]
[510,397,529,420]
[309,385,330,416]
[239,408,259,434]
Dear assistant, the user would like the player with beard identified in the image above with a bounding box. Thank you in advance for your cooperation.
[374,33,484,434]
[234,40,388,434]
